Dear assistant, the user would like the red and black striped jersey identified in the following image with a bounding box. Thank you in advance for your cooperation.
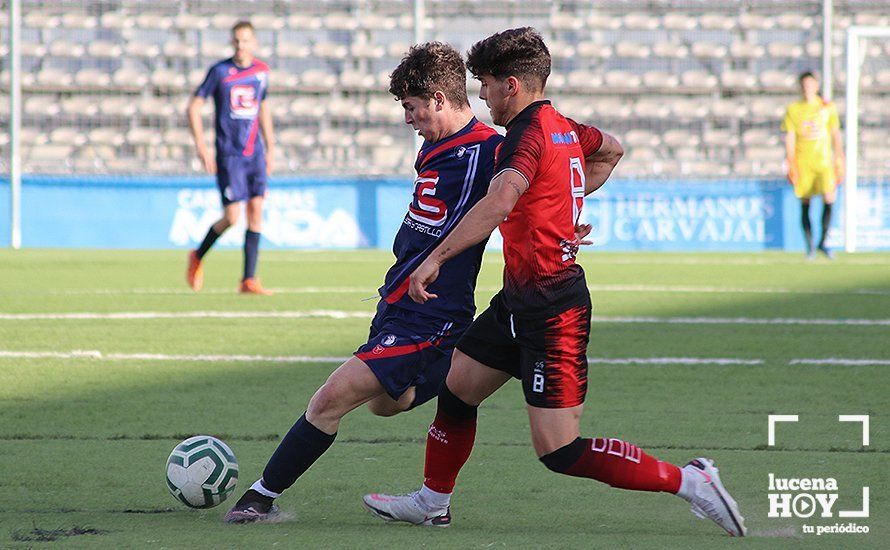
[494,100,603,317]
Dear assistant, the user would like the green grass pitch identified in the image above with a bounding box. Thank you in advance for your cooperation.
[0,249,887,548]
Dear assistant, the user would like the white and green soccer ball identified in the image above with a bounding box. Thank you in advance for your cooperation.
[166,435,239,509]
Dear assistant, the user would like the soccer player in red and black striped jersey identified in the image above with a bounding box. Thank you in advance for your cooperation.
[224,42,503,524]
[363,28,746,537]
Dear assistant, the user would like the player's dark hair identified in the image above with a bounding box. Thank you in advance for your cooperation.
[466,27,551,92]
[798,71,817,83]
[389,42,469,107]
[231,20,255,34]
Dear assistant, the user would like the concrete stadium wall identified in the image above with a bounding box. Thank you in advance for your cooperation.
[1,176,888,251]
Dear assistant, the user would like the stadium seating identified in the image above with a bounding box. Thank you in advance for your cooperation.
[2,0,888,178]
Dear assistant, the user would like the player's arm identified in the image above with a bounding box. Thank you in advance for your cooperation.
[187,95,215,174]
[582,132,623,196]
[407,170,527,303]
[831,127,845,184]
[259,99,275,175]
[784,130,798,184]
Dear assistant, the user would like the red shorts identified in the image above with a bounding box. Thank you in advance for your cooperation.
[455,291,590,408]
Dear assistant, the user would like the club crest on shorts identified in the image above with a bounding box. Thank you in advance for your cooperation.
[382,334,397,347]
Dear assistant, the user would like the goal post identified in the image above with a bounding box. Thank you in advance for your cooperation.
[844,25,890,253]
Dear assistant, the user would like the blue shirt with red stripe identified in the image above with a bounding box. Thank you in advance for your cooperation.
[379,118,503,323]
[195,58,269,158]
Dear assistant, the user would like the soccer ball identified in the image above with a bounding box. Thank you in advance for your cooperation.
[165,435,239,509]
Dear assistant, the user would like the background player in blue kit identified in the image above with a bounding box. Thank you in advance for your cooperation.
[186,20,275,295]
[223,42,503,523]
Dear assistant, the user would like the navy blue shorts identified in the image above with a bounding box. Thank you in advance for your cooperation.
[217,154,267,206]
[355,301,466,408]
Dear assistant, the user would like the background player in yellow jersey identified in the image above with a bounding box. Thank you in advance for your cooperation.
[782,71,844,259]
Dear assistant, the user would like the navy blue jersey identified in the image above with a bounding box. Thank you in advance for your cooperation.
[379,118,503,323]
[195,58,269,158]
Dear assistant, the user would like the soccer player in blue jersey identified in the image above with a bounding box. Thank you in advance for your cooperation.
[186,20,275,295]
[223,42,504,523]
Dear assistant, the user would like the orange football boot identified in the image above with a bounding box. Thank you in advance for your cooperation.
[186,250,204,292]
[240,277,273,295]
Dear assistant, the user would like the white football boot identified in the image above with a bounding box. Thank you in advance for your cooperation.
[679,458,747,537]
[362,492,451,527]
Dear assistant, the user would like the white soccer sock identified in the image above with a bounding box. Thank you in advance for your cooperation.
[251,478,281,499]
[417,484,451,512]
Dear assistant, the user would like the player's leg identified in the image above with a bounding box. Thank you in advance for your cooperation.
[240,195,271,294]
[365,387,415,417]
[187,202,240,291]
[363,301,516,525]
[225,356,388,523]
[800,199,813,257]
[795,168,816,258]
[526,304,746,536]
[187,157,242,291]
[816,170,837,258]
[240,157,271,294]
[362,350,511,526]
[365,347,452,416]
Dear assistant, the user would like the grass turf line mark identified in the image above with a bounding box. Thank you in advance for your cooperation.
[789,358,890,366]
[1,433,884,453]
[0,349,763,365]
[15,284,890,296]
[3,310,890,326]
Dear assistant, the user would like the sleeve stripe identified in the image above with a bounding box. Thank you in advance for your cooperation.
[493,167,531,189]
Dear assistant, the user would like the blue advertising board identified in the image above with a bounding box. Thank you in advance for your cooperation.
[1,175,888,251]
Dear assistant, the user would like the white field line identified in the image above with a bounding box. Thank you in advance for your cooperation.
[4,310,889,327]
[789,358,890,366]
[587,357,762,365]
[587,257,890,266]
[18,284,890,296]
[260,255,890,267]
[597,316,890,327]
[0,350,761,365]
[0,310,373,320]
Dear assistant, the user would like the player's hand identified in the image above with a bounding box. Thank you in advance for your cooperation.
[266,151,275,176]
[834,157,845,186]
[786,158,799,185]
[574,223,593,246]
[199,149,217,175]
[408,259,440,304]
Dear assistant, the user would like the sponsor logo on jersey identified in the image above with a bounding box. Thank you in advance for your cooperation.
[550,130,579,145]
[230,84,258,119]
[407,171,447,227]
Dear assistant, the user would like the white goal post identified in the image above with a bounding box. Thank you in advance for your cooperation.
[844,26,890,253]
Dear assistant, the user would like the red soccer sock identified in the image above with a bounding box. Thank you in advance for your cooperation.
[543,437,681,493]
[422,390,477,494]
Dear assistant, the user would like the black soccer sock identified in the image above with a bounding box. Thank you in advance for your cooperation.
[261,413,336,495]
[243,230,261,280]
[196,227,222,260]
[800,201,813,252]
[819,203,833,250]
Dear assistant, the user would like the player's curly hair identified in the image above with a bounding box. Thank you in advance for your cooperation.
[389,42,469,107]
[466,27,550,91]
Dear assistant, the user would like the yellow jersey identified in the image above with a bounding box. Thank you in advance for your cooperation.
[781,98,840,169]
